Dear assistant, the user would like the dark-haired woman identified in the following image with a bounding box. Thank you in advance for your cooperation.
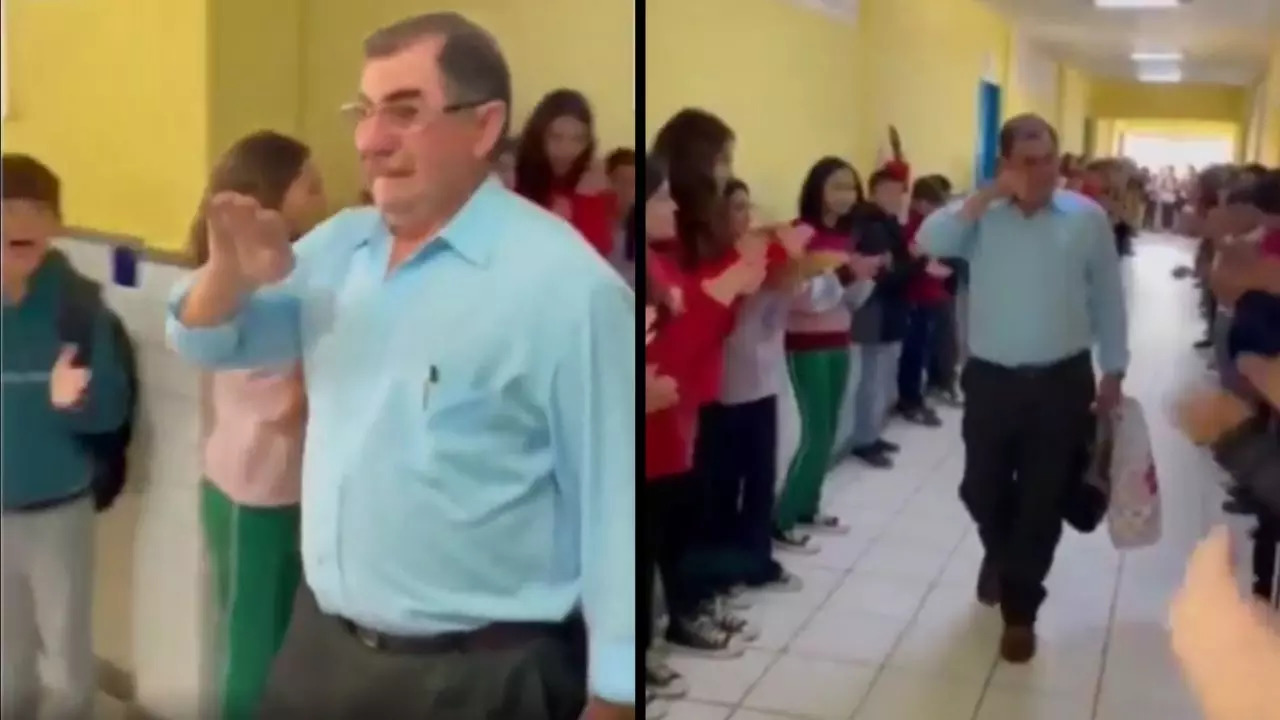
[774,157,882,552]
[640,159,688,716]
[647,110,781,659]
[643,178,760,699]
[192,131,326,719]
[515,89,616,256]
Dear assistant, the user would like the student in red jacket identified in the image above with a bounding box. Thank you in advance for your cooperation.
[896,177,953,425]
[514,89,616,256]
[605,148,637,284]
[645,112,770,674]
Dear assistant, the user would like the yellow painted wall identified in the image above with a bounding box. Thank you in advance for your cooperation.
[857,0,1009,194]
[302,0,634,206]
[645,0,1011,214]
[1003,33,1059,128]
[2,0,210,250]
[207,0,306,162]
[1092,118,1115,158]
[1089,80,1248,123]
[644,0,863,222]
[1258,50,1280,167]
[1058,67,1092,155]
[3,0,630,250]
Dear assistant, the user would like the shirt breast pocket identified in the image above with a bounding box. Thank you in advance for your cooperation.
[405,363,492,432]
[400,360,529,467]
[1045,222,1090,276]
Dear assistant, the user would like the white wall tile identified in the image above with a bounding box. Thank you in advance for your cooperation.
[136,346,202,401]
[54,237,215,717]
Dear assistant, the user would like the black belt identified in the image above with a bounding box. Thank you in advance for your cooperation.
[337,613,583,655]
[969,350,1090,380]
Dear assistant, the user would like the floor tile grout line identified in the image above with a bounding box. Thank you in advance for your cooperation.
[845,533,973,720]
[842,434,977,720]
[727,423,961,718]
[1088,548,1127,720]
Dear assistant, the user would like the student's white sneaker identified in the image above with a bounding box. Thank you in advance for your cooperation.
[772,527,821,554]
[665,614,747,658]
[799,512,850,535]
[705,598,761,643]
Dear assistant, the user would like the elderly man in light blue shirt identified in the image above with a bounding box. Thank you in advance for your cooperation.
[919,114,1128,667]
[167,12,634,720]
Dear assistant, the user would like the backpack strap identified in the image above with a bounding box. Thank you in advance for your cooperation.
[56,274,104,368]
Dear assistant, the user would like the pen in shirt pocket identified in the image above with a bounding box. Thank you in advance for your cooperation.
[423,364,440,409]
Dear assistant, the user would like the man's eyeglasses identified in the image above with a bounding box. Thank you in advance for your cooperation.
[338,98,491,132]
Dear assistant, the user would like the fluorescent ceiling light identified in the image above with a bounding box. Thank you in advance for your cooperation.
[1095,0,1181,9]
[1131,51,1183,62]
[1138,70,1183,83]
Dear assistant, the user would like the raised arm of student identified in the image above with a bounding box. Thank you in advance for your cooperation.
[167,193,318,369]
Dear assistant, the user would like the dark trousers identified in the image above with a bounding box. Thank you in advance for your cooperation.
[258,585,586,719]
[695,397,779,584]
[898,305,941,407]
[642,476,702,643]
[959,352,1096,626]
[928,297,960,393]
[1254,518,1278,606]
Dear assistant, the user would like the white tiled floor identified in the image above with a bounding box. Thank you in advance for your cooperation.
[96,693,128,719]
[664,235,1234,720]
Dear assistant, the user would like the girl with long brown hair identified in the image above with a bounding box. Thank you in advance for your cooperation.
[190,130,326,720]
[514,89,616,256]
[645,109,769,667]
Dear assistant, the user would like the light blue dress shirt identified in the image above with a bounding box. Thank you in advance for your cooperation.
[920,190,1129,375]
[167,178,636,703]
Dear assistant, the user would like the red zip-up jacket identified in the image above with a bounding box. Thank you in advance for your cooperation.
[644,245,738,480]
[904,211,949,306]
[551,190,617,257]
[1261,228,1280,258]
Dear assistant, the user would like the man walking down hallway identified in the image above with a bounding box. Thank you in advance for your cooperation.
[166,12,635,719]
[920,114,1129,664]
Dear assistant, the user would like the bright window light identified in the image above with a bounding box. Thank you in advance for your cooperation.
[1095,0,1181,9]
[1131,51,1183,62]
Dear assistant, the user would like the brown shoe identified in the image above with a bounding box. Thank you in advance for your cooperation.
[976,558,1001,607]
[1000,625,1036,664]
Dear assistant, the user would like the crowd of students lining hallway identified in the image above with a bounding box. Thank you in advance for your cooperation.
[641,109,1280,719]
[5,11,638,720]
[1167,160,1280,720]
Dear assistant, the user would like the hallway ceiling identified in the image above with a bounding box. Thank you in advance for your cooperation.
[981,0,1280,86]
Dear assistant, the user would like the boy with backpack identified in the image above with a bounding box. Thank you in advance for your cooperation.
[1,154,135,720]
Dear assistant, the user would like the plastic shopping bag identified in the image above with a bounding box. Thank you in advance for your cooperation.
[1107,396,1162,550]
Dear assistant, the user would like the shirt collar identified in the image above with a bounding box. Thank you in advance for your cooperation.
[992,190,1072,216]
[358,176,504,267]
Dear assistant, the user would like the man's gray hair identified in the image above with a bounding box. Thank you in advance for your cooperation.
[363,12,512,140]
